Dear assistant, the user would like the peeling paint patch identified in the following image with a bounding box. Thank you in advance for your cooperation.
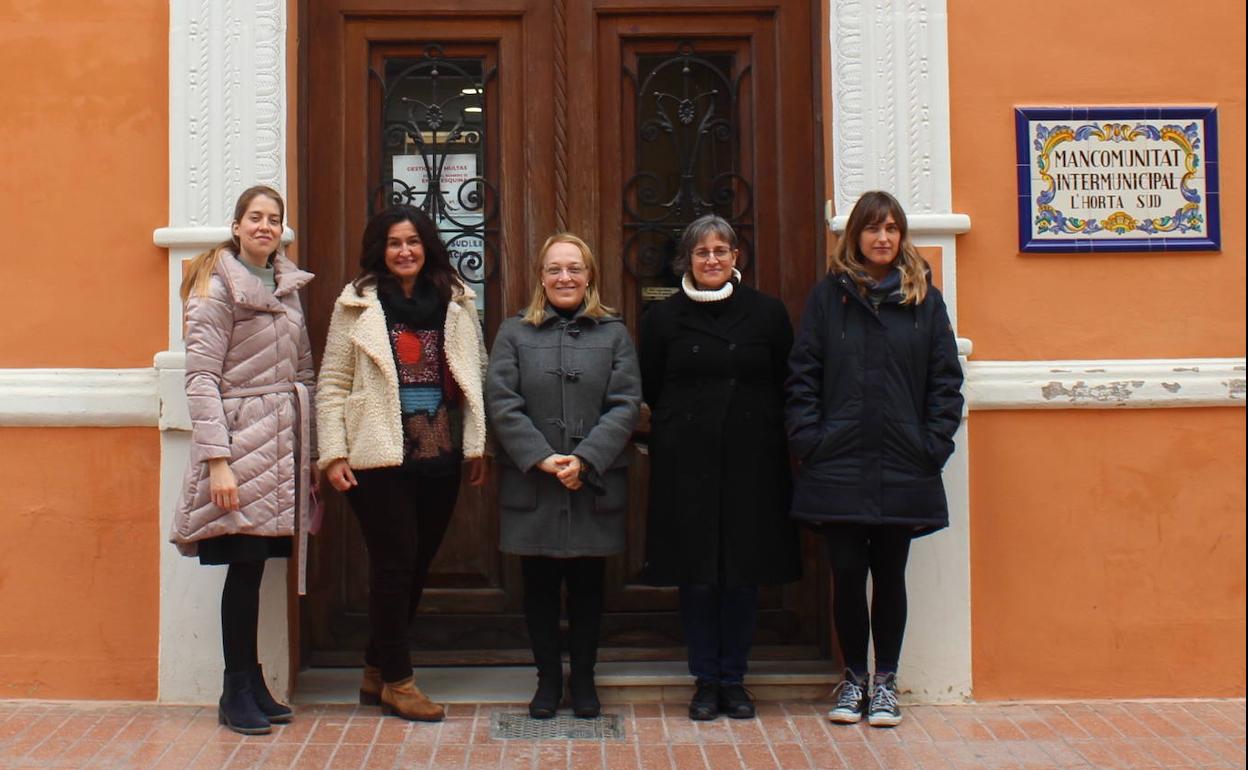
[1227,379,1246,400]
[1041,380,1145,403]
[1160,382,1182,393]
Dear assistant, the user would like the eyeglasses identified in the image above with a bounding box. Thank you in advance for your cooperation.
[544,266,587,278]
[691,248,734,262]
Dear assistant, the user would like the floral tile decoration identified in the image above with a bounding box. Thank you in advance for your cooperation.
[1015,107,1220,253]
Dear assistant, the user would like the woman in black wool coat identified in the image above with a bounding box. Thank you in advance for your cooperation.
[786,190,964,729]
[641,214,801,722]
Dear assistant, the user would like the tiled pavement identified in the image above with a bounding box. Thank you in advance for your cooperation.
[0,699,1243,770]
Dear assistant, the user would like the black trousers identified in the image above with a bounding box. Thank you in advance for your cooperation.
[679,584,758,685]
[520,556,606,682]
[346,466,461,683]
[823,524,913,676]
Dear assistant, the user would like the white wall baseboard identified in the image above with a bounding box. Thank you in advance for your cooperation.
[0,368,158,427]
[0,357,1242,428]
[967,358,1246,410]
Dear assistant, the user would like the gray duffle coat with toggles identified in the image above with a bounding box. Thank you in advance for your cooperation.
[485,307,642,557]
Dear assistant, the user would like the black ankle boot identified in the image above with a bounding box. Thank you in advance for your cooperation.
[218,670,271,735]
[248,666,293,723]
[688,679,719,721]
[569,673,601,718]
[718,682,756,719]
[529,674,563,719]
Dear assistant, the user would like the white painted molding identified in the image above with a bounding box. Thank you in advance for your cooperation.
[0,357,1239,428]
[158,0,292,703]
[154,352,192,431]
[830,0,954,215]
[154,225,295,249]
[826,206,971,236]
[967,358,1247,409]
[0,369,158,427]
[168,0,287,227]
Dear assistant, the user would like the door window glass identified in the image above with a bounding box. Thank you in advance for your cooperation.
[374,50,495,319]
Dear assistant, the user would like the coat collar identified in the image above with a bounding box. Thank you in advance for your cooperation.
[673,284,753,341]
[216,251,313,311]
[335,279,476,308]
[534,303,616,328]
[335,280,475,372]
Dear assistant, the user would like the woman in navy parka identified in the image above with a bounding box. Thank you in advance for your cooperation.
[786,191,963,728]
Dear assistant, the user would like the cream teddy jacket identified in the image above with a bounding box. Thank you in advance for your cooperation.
[316,281,487,470]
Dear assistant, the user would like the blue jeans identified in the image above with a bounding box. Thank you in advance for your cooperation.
[679,584,759,684]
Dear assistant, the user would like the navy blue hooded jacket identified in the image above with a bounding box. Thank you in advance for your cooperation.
[785,269,964,535]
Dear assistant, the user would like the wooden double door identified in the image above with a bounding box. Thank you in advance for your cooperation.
[301,0,825,666]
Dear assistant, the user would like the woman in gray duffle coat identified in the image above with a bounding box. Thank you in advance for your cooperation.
[486,233,641,720]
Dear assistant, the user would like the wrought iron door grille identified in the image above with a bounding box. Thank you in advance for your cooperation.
[623,42,754,300]
[370,45,500,298]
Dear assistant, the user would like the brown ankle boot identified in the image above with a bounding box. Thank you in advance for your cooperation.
[380,677,445,722]
[359,665,382,706]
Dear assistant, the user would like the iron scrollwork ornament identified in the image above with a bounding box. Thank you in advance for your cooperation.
[622,42,754,283]
[369,45,499,283]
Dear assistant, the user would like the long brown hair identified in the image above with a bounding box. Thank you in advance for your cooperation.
[351,205,460,303]
[179,185,285,303]
[522,233,616,325]
[828,190,929,305]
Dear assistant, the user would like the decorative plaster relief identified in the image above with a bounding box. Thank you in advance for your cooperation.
[169,0,287,228]
[832,0,952,215]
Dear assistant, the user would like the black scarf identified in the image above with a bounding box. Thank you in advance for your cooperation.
[379,279,447,330]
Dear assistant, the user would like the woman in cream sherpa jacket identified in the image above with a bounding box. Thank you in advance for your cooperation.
[315,205,487,723]
[316,282,487,467]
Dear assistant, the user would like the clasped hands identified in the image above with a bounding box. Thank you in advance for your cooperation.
[537,453,584,491]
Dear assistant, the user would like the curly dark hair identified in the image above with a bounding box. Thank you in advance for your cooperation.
[353,205,460,303]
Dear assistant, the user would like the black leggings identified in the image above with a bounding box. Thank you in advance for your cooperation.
[221,561,265,674]
[521,556,606,680]
[823,524,912,676]
[347,466,461,683]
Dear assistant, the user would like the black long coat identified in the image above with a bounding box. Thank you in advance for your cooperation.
[640,284,802,586]
[785,272,964,535]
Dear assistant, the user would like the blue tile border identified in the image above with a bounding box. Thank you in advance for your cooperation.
[1014,107,1221,254]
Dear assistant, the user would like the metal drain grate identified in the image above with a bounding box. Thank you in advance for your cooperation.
[490,711,625,740]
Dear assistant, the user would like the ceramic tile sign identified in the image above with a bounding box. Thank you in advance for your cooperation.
[1015,107,1220,252]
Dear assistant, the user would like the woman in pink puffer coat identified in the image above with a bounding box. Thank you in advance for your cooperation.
[170,185,315,736]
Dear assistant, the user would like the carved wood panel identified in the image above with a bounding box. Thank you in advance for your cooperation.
[301,0,826,666]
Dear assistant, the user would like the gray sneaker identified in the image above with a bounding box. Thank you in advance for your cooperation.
[867,672,902,727]
[827,669,868,724]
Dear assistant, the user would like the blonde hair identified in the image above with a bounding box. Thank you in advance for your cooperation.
[180,185,285,303]
[828,190,929,305]
[522,233,617,325]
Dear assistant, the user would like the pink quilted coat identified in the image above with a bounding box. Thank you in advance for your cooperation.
[170,252,316,589]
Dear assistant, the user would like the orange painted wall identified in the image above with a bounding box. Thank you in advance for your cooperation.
[949,0,1245,360]
[0,428,160,700]
[947,0,1247,699]
[970,408,1246,699]
[0,0,168,367]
